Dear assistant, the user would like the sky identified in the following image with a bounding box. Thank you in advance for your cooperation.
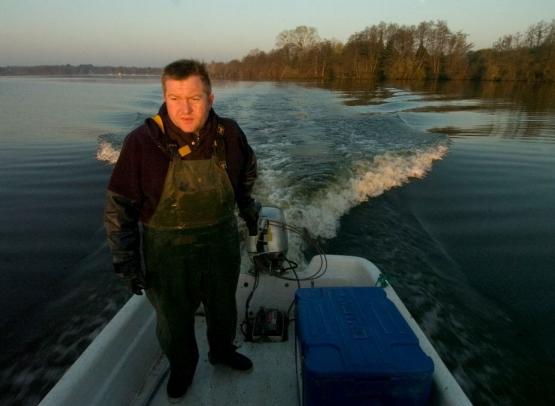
[1,0,554,67]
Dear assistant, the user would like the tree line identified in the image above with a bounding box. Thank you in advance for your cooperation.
[208,20,555,82]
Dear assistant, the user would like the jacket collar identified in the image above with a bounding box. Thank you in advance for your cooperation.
[146,104,217,156]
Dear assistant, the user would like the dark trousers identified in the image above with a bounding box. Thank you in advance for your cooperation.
[143,221,241,377]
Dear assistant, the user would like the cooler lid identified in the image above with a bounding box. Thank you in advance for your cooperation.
[295,287,434,377]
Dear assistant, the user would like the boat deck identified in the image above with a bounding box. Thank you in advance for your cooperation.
[138,317,299,406]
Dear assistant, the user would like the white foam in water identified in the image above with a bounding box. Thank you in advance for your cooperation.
[96,140,120,164]
[280,144,448,240]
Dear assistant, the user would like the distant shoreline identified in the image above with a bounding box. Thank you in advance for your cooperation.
[2,62,554,84]
[0,65,162,77]
[0,74,161,78]
[2,72,553,84]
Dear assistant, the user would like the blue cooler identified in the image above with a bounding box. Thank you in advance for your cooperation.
[295,287,434,406]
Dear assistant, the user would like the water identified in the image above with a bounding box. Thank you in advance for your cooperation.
[1,77,554,405]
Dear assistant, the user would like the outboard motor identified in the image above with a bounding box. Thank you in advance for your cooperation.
[244,206,290,342]
[247,206,288,273]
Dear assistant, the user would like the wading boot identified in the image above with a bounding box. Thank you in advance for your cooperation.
[208,349,253,371]
[167,368,193,403]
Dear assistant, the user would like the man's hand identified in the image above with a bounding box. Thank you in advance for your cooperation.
[117,272,146,295]
[240,201,261,236]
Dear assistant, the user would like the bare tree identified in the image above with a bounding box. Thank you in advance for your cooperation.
[526,21,549,48]
[346,23,386,78]
[444,32,472,79]
[276,26,320,51]
[427,20,450,80]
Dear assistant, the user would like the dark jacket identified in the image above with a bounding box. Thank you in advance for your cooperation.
[104,108,257,275]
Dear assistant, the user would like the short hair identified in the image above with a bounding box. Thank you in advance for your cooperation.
[161,59,212,94]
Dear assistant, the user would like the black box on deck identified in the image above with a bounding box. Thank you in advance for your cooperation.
[295,287,434,406]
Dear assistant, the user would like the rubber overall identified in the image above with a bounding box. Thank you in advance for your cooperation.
[143,142,240,378]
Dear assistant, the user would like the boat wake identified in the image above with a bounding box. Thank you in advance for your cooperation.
[96,139,120,164]
[278,145,448,240]
[98,137,447,237]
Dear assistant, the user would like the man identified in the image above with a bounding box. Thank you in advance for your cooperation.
[104,59,259,401]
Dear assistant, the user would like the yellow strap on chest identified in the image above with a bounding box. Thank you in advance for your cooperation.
[152,114,164,133]
[178,145,192,157]
[152,114,191,157]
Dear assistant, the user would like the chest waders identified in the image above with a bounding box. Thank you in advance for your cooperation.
[143,139,240,377]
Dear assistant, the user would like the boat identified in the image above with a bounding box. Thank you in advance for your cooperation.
[39,209,472,406]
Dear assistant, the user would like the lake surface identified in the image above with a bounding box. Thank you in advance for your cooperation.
[1,76,554,405]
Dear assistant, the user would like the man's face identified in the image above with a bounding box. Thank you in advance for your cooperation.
[164,75,214,134]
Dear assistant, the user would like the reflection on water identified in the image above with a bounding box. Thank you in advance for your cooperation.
[312,79,555,143]
[321,79,555,112]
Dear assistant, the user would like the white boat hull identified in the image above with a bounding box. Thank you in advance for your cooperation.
[39,255,471,406]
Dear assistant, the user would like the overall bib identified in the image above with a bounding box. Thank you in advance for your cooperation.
[143,145,240,377]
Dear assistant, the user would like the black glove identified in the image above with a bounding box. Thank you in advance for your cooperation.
[114,263,146,295]
[240,201,261,236]
[114,260,145,295]
[117,272,146,295]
